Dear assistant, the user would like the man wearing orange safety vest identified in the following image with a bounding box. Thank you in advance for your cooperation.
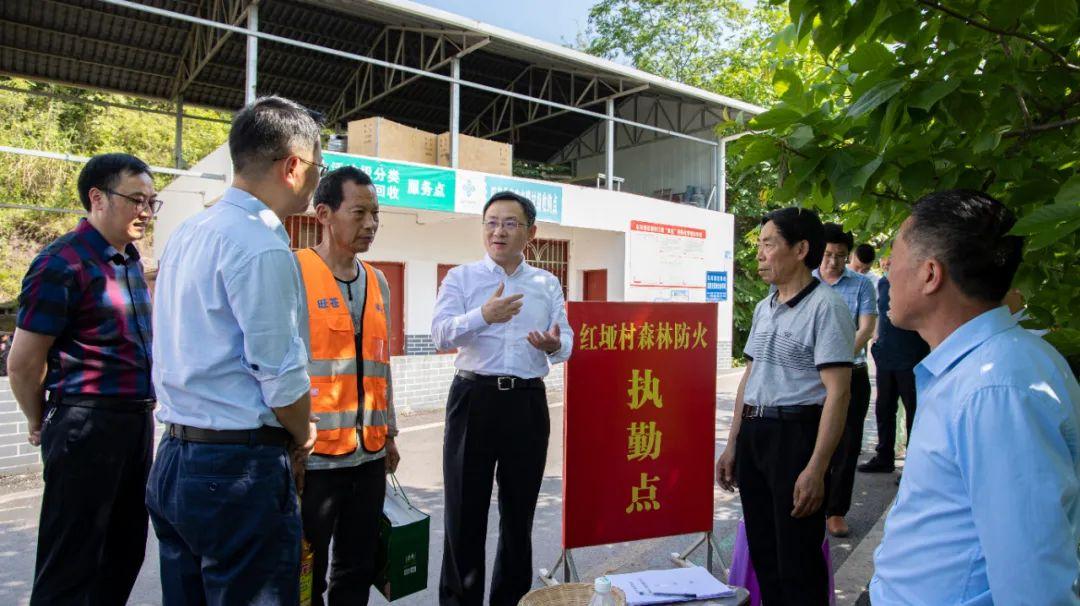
[296,166,400,606]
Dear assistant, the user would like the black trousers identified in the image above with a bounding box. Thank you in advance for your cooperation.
[301,458,387,606]
[736,413,829,606]
[826,365,871,517]
[873,368,918,460]
[439,377,550,606]
[32,404,153,606]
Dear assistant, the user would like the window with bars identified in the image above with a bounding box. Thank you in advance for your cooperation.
[526,238,569,298]
[284,215,320,250]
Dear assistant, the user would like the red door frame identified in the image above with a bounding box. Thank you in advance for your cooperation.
[367,261,405,357]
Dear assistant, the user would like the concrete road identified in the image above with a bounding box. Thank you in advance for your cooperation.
[0,369,899,605]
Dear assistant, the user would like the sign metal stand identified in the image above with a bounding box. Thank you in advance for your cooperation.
[671,531,727,576]
[538,549,579,586]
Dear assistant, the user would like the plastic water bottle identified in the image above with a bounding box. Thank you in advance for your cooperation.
[588,576,617,606]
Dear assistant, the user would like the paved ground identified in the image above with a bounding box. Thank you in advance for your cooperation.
[0,370,899,605]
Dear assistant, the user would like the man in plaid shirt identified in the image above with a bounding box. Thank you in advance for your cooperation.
[7,153,159,605]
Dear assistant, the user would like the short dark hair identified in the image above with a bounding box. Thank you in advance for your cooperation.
[904,189,1023,303]
[761,207,825,269]
[854,243,875,264]
[822,223,855,252]
[77,153,152,211]
[229,96,323,175]
[483,191,537,226]
[314,166,374,212]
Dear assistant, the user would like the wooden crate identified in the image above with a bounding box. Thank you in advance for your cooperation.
[436,132,512,175]
[346,117,437,165]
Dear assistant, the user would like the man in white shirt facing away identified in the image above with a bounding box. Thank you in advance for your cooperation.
[432,191,573,606]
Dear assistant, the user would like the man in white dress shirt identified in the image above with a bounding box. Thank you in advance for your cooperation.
[432,191,573,606]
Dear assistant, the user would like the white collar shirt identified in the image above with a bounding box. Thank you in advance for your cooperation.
[431,255,573,378]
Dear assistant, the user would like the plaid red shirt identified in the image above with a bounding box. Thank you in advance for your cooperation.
[17,219,154,399]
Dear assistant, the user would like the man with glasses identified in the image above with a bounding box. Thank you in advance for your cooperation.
[8,153,159,604]
[148,96,322,604]
[815,223,877,538]
[432,191,573,606]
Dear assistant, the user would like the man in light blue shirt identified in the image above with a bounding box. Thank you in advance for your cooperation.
[871,189,1080,605]
[147,96,323,605]
[432,191,572,606]
[814,223,877,538]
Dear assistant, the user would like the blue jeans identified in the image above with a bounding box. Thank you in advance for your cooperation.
[146,435,301,606]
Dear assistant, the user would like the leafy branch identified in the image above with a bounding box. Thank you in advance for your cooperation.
[1003,117,1080,138]
[870,188,908,204]
[916,0,1080,72]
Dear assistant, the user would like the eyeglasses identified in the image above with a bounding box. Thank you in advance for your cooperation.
[483,219,526,231]
[275,155,328,177]
[106,190,163,214]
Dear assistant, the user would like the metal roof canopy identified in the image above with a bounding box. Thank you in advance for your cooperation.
[1,0,762,168]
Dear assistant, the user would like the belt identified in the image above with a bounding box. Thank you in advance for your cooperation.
[51,394,155,413]
[742,404,823,421]
[166,423,292,448]
[853,362,868,369]
[456,370,544,391]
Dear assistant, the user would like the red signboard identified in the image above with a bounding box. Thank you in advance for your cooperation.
[629,220,707,239]
[563,302,718,549]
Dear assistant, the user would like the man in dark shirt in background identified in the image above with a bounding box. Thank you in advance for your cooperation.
[859,260,930,473]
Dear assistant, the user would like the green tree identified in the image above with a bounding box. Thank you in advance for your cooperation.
[0,78,230,306]
[584,0,802,109]
[586,0,750,90]
[583,0,813,356]
[734,0,1080,360]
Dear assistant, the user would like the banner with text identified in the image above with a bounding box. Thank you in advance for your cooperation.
[324,151,455,213]
[563,302,718,549]
[454,170,564,223]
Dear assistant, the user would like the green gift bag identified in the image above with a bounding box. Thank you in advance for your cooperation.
[375,474,430,601]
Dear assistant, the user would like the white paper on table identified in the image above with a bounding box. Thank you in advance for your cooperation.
[606,566,736,605]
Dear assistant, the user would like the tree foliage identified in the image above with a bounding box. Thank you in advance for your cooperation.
[0,78,230,306]
[587,0,749,90]
[583,0,1080,363]
[583,0,814,356]
[585,0,797,107]
[733,0,1080,359]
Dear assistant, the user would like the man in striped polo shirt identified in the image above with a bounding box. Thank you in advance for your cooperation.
[716,207,854,606]
[8,153,159,604]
